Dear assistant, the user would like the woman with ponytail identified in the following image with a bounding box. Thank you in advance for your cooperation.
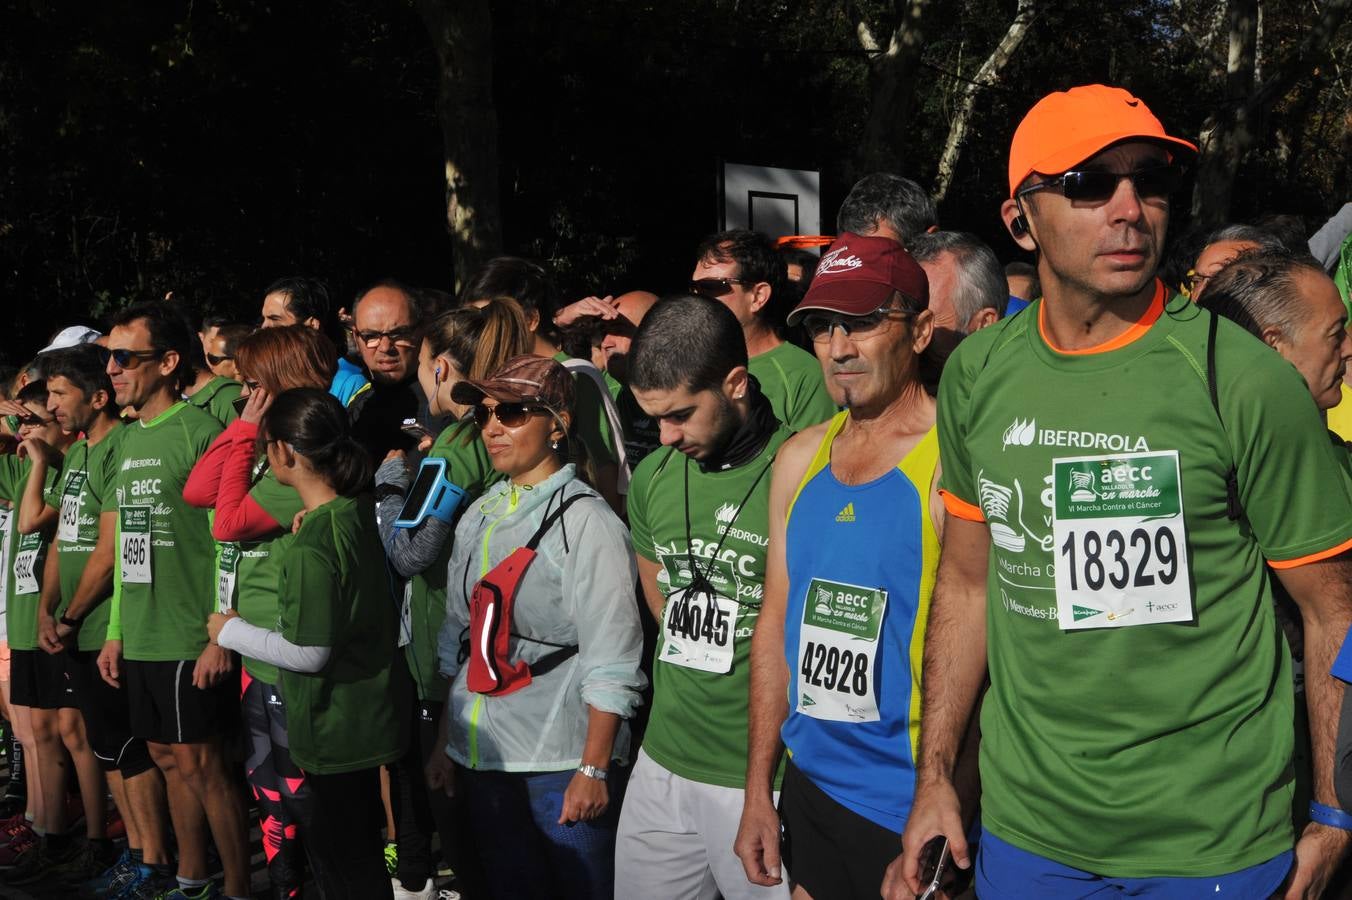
[374,296,530,897]
[207,388,407,899]
[183,325,337,899]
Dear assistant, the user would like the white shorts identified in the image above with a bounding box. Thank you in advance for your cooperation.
[615,748,789,900]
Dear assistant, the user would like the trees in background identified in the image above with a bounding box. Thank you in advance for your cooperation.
[1,0,1348,358]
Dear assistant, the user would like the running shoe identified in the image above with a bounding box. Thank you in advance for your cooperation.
[0,813,30,847]
[155,882,221,899]
[80,847,133,896]
[49,840,109,884]
[0,828,38,869]
[9,838,83,884]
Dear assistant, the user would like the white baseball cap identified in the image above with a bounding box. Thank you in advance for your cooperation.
[38,326,102,355]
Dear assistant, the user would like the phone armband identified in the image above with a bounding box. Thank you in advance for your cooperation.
[394,457,468,528]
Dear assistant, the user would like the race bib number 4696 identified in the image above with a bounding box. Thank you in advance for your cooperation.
[796,578,887,723]
[120,506,152,584]
[1052,451,1192,630]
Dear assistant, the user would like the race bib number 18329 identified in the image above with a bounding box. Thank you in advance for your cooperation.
[1052,450,1192,630]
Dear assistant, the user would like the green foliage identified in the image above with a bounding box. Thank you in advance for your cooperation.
[1,0,1347,362]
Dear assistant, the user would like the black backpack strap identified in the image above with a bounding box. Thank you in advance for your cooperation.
[525,490,592,551]
[528,645,579,677]
[1206,311,1243,521]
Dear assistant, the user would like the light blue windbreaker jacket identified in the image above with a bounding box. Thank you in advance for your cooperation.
[437,464,646,772]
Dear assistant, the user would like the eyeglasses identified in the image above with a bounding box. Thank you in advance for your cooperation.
[97,347,166,369]
[690,278,755,298]
[1017,164,1185,204]
[800,304,917,343]
[472,402,547,430]
[15,412,55,428]
[205,353,233,366]
[353,327,417,349]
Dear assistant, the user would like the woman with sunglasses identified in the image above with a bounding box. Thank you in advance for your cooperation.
[373,297,528,898]
[425,355,644,900]
[184,325,337,899]
[208,388,405,899]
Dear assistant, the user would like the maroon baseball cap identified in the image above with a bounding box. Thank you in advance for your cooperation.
[787,232,929,325]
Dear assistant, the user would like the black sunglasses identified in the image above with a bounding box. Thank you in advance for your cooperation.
[689,277,755,298]
[800,304,917,343]
[206,352,233,366]
[15,412,55,428]
[97,346,166,369]
[472,402,547,430]
[1018,164,1185,204]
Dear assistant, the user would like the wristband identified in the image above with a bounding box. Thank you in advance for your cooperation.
[577,764,608,782]
[1309,801,1352,831]
[58,615,82,630]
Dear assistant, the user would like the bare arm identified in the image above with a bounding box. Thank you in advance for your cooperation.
[734,428,816,888]
[1275,555,1352,898]
[636,555,665,622]
[62,511,116,624]
[17,445,58,535]
[896,516,991,891]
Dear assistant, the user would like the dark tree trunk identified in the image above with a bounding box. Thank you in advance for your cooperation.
[414,0,503,292]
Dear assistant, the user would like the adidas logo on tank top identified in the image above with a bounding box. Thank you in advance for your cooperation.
[835,502,856,523]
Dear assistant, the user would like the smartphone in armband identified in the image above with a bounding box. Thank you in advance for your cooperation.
[394,457,468,528]
[917,835,951,900]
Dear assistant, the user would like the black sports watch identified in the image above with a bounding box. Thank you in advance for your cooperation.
[58,615,82,630]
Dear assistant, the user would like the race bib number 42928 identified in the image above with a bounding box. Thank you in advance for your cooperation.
[1052,451,1192,630]
[796,578,887,723]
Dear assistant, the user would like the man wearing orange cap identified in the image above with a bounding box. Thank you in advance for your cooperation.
[894,85,1352,899]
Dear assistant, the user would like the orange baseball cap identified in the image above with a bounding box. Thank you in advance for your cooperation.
[1008,84,1197,196]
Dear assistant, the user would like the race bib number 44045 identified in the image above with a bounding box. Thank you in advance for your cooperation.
[796,578,887,723]
[1052,451,1192,631]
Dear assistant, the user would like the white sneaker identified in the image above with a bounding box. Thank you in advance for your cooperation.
[391,877,461,900]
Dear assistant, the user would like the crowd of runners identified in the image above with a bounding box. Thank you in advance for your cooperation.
[0,83,1351,900]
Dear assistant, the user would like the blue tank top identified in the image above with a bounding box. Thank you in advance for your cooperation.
[781,413,940,833]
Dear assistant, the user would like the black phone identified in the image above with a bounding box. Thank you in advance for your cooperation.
[396,461,444,526]
[400,417,434,441]
[917,835,950,900]
[232,395,249,416]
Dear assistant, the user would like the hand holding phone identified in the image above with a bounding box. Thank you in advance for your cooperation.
[917,835,951,900]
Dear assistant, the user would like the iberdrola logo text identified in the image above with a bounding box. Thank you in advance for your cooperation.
[1002,417,1150,453]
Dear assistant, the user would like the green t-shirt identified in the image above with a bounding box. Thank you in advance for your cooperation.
[603,369,623,401]
[748,341,835,432]
[628,425,792,789]
[615,386,662,472]
[113,402,223,661]
[937,293,1352,877]
[185,375,242,426]
[553,352,618,469]
[279,495,408,774]
[406,420,496,700]
[0,456,57,650]
[232,469,306,685]
[46,426,127,651]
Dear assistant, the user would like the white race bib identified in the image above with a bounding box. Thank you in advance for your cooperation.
[660,585,737,674]
[217,543,240,612]
[1052,451,1192,630]
[12,533,40,596]
[0,506,13,602]
[120,506,152,584]
[795,578,887,723]
[58,471,86,544]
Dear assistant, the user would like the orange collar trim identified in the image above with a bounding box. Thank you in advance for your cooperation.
[1038,280,1167,356]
